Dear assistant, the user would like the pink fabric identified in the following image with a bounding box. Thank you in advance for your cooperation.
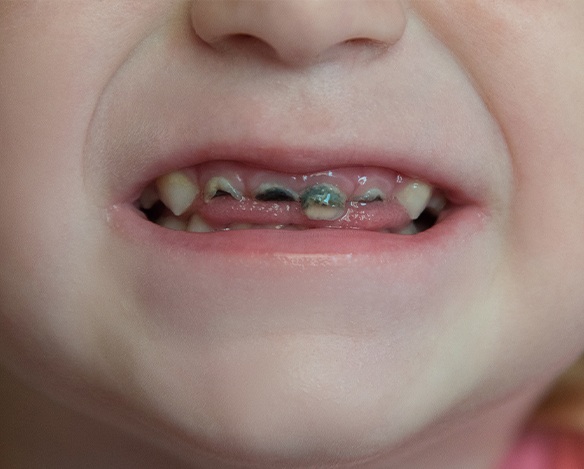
[500,429,584,469]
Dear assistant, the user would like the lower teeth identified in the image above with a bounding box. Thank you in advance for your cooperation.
[141,208,440,235]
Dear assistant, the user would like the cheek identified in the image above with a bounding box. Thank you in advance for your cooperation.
[416,0,584,373]
[482,12,584,369]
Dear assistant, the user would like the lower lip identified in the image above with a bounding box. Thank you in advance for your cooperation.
[108,203,487,262]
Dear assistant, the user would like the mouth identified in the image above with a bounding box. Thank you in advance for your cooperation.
[135,160,448,236]
[104,143,488,257]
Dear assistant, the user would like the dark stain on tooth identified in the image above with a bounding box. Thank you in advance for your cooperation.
[300,184,346,209]
[353,188,386,204]
[355,195,384,203]
[255,187,298,202]
[212,189,233,198]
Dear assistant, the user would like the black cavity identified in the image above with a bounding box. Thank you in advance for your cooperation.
[255,187,298,202]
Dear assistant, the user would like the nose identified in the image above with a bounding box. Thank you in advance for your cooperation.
[191,0,407,65]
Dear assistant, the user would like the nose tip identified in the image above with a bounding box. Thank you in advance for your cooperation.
[191,0,407,65]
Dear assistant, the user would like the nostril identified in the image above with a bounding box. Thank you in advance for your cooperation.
[207,33,280,61]
[191,0,407,66]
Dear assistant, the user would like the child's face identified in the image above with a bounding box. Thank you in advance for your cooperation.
[1,1,583,466]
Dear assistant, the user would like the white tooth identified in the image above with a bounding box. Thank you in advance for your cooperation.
[396,223,419,235]
[139,185,160,209]
[157,216,187,231]
[204,177,243,202]
[395,180,432,220]
[155,171,199,216]
[187,214,214,233]
[427,193,447,214]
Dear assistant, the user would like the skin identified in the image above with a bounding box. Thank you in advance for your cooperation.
[1,1,584,468]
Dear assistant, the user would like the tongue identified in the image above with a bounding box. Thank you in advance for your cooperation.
[197,198,411,231]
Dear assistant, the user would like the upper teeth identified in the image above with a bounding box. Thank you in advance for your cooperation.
[254,183,299,202]
[352,188,386,203]
[300,183,346,221]
[139,184,160,209]
[138,166,448,234]
[426,193,447,215]
[204,176,243,202]
[155,171,199,216]
[395,180,432,220]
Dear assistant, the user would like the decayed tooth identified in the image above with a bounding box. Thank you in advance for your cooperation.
[204,177,243,202]
[139,185,160,209]
[254,183,299,202]
[157,215,187,231]
[155,171,199,216]
[187,214,214,233]
[300,183,346,221]
[352,188,386,203]
[395,180,432,220]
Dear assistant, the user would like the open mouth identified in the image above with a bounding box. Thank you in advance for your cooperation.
[134,161,450,236]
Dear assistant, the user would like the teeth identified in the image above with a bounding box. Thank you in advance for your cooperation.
[300,183,346,221]
[204,177,243,202]
[187,214,214,233]
[352,188,386,203]
[426,193,447,215]
[143,170,444,235]
[396,223,420,235]
[157,215,188,231]
[395,180,432,220]
[254,183,299,202]
[155,171,199,216]
[139,184,160,209]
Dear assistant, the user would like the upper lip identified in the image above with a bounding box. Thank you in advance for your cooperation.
[89,75,504,215]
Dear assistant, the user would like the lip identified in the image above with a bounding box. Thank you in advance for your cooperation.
[110,200,485,257]
[105,139,492,258]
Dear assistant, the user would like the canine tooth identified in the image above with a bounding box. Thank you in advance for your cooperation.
[300,184,346,221]
[187,214,214,233]
[157,216,187,231]
[254,183,299,202]
[204,177,243,202]
[395,180,432,220]
[139,185,160,209]
[155,171,199,216]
